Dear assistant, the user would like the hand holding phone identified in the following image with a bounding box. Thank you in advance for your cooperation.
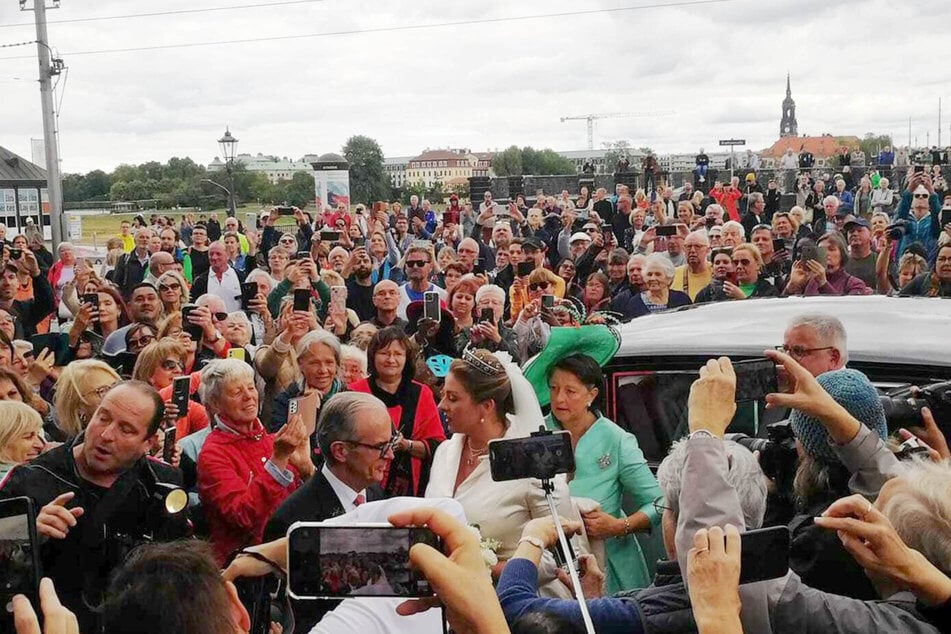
[0,497,41,632]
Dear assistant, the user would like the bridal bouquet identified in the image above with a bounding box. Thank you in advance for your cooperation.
[467,525,501,575]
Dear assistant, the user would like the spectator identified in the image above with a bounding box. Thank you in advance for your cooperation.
[396,245,445,320]
[870,177,894,213]
[0,400,44,479]
[156,270,189,315]
[785,233,871,296]
[720,221,745,248]
[710,181,741,222]
[617,254,691,319]
[350,327,445,497]
[197,358,313,564]
[694,248,737,303]
[368,279,406,330]
[0,251,53,339]
[48,359,121,442]
[132,338,208,444]
[895,174,942,257]
[339,344,367,386]
[901,243,951,297]
[0,381,188,632]
[113,228,152,300]
[101,282,160,355]
[671,231,712,301]
[191,241,246,313]
[582,271,611,315]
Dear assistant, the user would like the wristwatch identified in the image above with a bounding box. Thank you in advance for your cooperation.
[688,429,717,440]
[518,535,545,550]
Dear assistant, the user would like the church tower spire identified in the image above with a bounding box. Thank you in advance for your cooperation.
[781,73,798,137]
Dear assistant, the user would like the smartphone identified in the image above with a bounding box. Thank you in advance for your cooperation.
[423,291,441,322]
[241,282,258,311]
[227,347,246,361]
[81,292,99,309]
[541,294,555,310]
[171,375,190,415]
[287,523,440,600]
[799,242,818,264]
[9,248,21,260]
[733,358,779,402]
[288,397,299,417]
[294,250,311,261]
[549,527,578,574]
[320,230,340,242]
[656,225,677,238]
[277,206,295,216]
[353,237,366,248]
[479,308,494,323]
[330,285,347,316]
[772,238,786,253]
[162,426,177,464]
[472,258,485,277]
[488,430,574,482]
[181,304,204,344]
[601,223,612,235]
[738,526,790,584]
[516,261,534,277]
[293,289,311,312]
[28,333,69,367]
[0,497,41,633]
[914,164,925,174]
[941,208,951,228]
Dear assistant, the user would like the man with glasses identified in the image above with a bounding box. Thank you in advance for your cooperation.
[779,313,848,377]
[397,245,445,319]
[263,392,391,633]
[671,231,712,301]
[895,172,942,258]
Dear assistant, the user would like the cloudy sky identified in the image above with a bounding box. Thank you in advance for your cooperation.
[0,0,948,174]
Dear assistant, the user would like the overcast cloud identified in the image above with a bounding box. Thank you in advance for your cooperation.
[0,0,948,173]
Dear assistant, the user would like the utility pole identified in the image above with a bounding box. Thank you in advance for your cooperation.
[23,0,64,251]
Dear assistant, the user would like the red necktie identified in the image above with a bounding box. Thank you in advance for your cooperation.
[353,493,365,507]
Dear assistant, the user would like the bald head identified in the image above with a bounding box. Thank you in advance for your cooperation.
[149,251,175,277]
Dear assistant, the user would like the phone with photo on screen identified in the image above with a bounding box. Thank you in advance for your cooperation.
[0,497,41,633]
[287,523,440,600]
[330,286,347,316]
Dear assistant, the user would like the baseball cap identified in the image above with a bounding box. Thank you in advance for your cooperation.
[522,237,545,251]
[570,232,592,244]
[844,218,870,232]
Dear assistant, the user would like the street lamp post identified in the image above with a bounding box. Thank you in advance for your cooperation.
[217,127,239,218]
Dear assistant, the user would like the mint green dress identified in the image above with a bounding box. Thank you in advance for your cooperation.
[545,413,662,594]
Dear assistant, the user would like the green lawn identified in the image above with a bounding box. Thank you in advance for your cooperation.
[70,204,307,246]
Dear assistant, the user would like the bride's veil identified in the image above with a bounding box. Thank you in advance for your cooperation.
[492,351,545,438]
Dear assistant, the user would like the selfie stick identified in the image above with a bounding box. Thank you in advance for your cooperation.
[539,476,595,634]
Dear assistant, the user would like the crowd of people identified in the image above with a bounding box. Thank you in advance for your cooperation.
[0,170,949,634]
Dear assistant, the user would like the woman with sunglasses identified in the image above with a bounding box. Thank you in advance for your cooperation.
[894,172,942,257]
[708,243,777,301]
[556,258,583,301]
[156,270,189,315]
[133,339,209,446]
[124,322,157,355]
[349,327,445,498]
[510,267,564,321]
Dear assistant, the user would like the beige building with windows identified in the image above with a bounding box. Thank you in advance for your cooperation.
[405,148,496,189]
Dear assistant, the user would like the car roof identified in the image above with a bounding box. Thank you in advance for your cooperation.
[614,296,951,366]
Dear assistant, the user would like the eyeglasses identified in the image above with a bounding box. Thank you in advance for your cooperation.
[343,435,399,459]
[212,312,228,322]
[936,256,951,264]
[528,282,550,291]
[161,359,184,372]
[128,334,155,348]
[914,194,930,199]
[83,382,118,401]
[405,260,429,268]
[775,344,834,359]
[158,283,180,292]
[652,496,672,516]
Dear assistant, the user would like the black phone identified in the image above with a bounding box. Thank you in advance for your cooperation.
[799,243,818,264]
[0,497,41,633]
[423,291,441,322]
[489,430,574,482]
[941,209,951,228]
[277,206,295,216]
[738,526,791,584]
[294,250,311,261]
[914,164,925,174]
[287,523,440,600]
[81,292,99,309]
[772,238,786,253]
[293,289,311,312]
[733,358,779,402]
[320,230,340,242]
[241,282,258,311]
[516,261,534,277]
[479,308,494,323]
[28,333,70,367]
[171,375,190,416]
[181,304,204,344]
[353,237,366,248]
[162,426,177,464]
[656,225,678,237]
[541,294,555,310]
[9,248,21,260]
[472,258,485,276]
[706,217,717,229]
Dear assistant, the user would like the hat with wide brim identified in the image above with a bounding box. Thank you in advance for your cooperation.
[522,325,622,407]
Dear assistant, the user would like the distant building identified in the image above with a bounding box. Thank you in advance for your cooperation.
[208,152,312,184]
[760,134,861,169]
[384,156,412,188]
[780,73,798,138]
[0,146,50,239]
[405,148,479,189]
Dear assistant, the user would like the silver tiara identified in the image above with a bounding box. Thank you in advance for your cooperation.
[462,346,506,377]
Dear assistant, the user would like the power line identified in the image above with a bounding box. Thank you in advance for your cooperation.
[0,0,329,29]
[0,0,735,60]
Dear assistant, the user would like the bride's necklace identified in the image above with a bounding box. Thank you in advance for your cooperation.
[465,436,488,467]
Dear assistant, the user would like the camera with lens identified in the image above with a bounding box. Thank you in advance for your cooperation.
[880,380,951,435]
[885,220,907,241]
[725,420,798,499]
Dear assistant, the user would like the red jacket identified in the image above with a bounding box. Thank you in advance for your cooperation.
[711,187,742,222]
[197,421,300,563]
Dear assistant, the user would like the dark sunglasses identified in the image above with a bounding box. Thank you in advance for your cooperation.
[405,260,429,268]
[212,312,228,322]
[128,334,155,348]
[161,359,184,371]
[914,193,930,199]
[158,283,180,292]
[528,282,551,291]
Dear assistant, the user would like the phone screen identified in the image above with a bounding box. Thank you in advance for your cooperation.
[541,294,555,310]
[941,209,951,228]
[488,431,574,482]
[733,359,779,402]
[287,524,439,600]
[739,526,790,583]
[330,286,347,316]
[0,497,40,631]
[293,289,311,312]
[656,225,677,237]
[516,262,534,277]
[423,292,441,322]
[479,308,494,323]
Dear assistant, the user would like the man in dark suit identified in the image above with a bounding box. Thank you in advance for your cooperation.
[264,392,393,633]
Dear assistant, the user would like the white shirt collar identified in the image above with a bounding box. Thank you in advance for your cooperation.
[321,464,366,513]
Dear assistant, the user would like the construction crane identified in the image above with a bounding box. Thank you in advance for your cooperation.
[560,112,674,150]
